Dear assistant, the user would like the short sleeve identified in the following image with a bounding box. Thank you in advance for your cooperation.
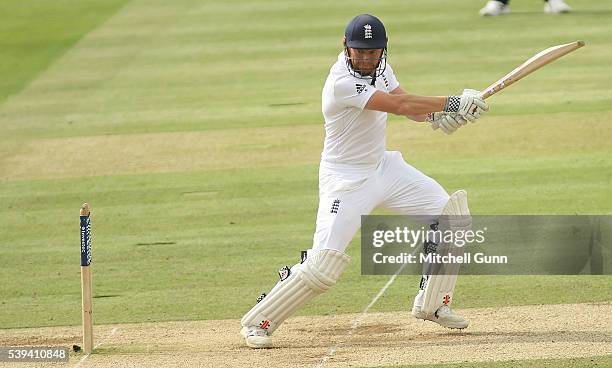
[385,63,400,92]
[333,76,377,109]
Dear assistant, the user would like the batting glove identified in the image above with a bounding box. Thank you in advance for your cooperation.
[444,89,489,122]
[426,112,468,135]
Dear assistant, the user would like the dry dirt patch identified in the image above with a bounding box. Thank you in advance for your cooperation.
[0,303,610,368]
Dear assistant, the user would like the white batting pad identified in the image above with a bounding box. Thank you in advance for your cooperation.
[422,190,472,314]
[241,248,350,334]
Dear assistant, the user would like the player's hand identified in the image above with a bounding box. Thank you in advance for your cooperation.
[426,112,467,135]
[460,89,488,122]
[444,89,489,122]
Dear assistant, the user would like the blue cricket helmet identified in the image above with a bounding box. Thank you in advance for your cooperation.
[343,14,388,82]
[344,14,387,49]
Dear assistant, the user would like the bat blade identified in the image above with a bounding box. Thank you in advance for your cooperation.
[480,40,585,99]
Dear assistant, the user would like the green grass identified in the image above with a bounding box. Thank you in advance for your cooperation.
[0,0,128,104]
[0,0,611,329]
[360,355,612,368]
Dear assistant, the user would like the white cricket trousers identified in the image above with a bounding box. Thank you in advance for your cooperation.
[312,151,449,253]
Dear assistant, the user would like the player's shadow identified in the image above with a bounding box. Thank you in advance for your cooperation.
[270,326,611,349]
[506,10,612,16]
[559,10,612,15]
[268,330,611,351]
[375,330,612,348]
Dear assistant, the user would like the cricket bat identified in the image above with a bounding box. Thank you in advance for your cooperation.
[480,40,585,99]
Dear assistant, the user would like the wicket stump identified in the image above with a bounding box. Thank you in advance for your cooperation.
[80,203,93,354]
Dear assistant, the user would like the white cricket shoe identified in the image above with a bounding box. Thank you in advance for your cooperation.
[240,326,272,348]
[479,1,510,16]
[544,0,571,14]
[412,304,469,329]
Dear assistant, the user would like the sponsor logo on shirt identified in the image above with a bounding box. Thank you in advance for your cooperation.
[355,83,367,94]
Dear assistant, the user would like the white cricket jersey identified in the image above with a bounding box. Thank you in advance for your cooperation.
[321,52,400,168]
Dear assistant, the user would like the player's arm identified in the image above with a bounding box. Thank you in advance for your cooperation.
[366,87,488,124]
[389,86,428,122]
[383,86,490,135]
[387,87,460,133]
[366,88,447,117]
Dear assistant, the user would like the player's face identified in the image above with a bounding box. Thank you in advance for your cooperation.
[348,48,383,76]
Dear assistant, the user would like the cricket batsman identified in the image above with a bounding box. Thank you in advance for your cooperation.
[240,14,489,348]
